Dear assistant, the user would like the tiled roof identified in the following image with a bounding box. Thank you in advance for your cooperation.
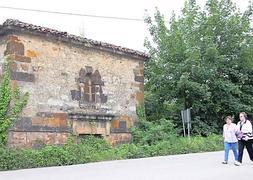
[0,19,149,60]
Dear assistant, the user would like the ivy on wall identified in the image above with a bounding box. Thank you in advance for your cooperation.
[0,58,29,146]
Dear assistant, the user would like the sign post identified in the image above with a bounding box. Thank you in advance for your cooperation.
[181,108,191,138]
[181,110,186,137]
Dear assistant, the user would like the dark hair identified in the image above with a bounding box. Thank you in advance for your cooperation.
[239,112,247,119]
[224,116,233,122]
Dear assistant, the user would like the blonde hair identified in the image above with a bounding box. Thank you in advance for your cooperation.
[224,116,233,122]
[240,112,247,119]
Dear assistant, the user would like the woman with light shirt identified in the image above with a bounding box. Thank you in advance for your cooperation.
[235,112,253,166]
[222,116,238,164]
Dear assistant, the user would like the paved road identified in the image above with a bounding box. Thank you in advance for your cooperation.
[0,151,252,180]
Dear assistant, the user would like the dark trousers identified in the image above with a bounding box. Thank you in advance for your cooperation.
[238,140,253,163]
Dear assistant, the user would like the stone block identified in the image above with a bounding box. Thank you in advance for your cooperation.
[71,90,81,101]
[96,127,106,134]
[26,132,47,147]
[139,61,144,68]
[55,133,69,144]
[10,71,35,82]
[11,80,18,90]
[106,133,132,146]
[9,132,69,148]
[32,113,68,128]
[9,54,31,63]
[111,119,119,129]
[46,133,56,144]
[8,35,20,42]
[53,113,68,127]
[20,63,30,72]
[133,69,140,76]
[131,82,144,91]
[10,131,26,142]
[100,94,108,103]
[8,131,27,148]
[140,68,144,76]
[47,118,62,127]
[105,121,111,135]
[73,120,107,135]
[5,41,24,55]
[10,61,17,71]
[134,75,144,83]
[13,117,32,130]
[37,112,53,118]
[32,117,46,126]
[139,84,144,91]
[136,91,144,105]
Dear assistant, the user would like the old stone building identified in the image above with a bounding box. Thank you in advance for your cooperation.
[0,19,148,148]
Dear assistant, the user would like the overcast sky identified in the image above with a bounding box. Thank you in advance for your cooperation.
[0,0,250,52]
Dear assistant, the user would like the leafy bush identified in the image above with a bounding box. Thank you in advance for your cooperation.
[0,134,223,171]
[132,106,179,145]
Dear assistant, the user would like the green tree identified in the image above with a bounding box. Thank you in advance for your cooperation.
[144,0,253,135]
[0,58,28,146]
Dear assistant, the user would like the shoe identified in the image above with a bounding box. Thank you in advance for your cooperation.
[234,161,241,166]
[222,161,228,164]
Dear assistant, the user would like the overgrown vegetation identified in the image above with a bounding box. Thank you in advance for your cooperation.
[144,0,253,135]
[0,59,28,146]
[0,134,223,171]
[0,103,222,171]
[131,106,179,145]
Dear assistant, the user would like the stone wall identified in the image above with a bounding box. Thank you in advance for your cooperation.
[0,33,145,148]
[0,36,7,76]
[8,131,69,148]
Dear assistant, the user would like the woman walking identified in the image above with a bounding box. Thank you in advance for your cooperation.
[222,116,238,164]
[235,112,253,166]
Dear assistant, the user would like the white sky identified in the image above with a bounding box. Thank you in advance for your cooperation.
[0,0,250,52]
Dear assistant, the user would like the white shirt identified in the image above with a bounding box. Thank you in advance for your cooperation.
[223,123,237,143]
[236,120,253,140]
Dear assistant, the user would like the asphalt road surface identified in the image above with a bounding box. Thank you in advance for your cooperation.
[0,151,252,180]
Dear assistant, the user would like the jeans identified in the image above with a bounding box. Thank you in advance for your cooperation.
[224,142,238,161]
[238,140,253,163]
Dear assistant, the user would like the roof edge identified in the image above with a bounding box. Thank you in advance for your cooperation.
[0,19,150,61]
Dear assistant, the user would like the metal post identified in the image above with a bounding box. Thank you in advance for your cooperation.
[187,120,190,139]
[187,108,191,139]
[181,110,186,137]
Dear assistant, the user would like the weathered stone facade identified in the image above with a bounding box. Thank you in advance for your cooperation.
[0,19,148,148]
